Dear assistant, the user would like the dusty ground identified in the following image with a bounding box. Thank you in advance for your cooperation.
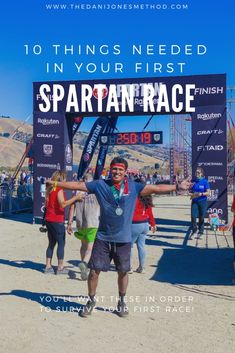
[0,195,234,353]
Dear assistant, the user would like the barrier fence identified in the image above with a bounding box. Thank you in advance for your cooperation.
[0,179,233,217]
[0,185,33,215]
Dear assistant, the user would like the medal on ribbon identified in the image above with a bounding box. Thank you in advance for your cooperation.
[111,180,127,216]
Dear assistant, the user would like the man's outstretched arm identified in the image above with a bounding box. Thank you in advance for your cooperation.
[140,178,191,196]
[140,184,176,196]
[46,180,88,192]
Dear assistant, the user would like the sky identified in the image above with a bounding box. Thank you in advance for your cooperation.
[0,0,235,144]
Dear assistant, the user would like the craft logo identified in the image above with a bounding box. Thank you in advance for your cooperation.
[93,86,108,99]
[197,145,224,152]
[196,129,223,135]
[65,144,72,164]
[37,133,60,139]
[37,118,60,125]
[196,113,222,121]
[43,144,53,157]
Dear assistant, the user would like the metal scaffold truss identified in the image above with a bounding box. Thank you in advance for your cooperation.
[170,115,192,181]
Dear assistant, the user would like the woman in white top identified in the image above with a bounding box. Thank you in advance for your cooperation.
[67,174,100,280]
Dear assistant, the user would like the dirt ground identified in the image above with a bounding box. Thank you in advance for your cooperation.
[0,195,234,353]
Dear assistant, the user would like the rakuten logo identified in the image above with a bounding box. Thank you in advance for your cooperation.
[37,118,59,125]
[197,113,221,121]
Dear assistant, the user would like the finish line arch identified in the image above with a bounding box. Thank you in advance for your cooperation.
[33,74,227,221]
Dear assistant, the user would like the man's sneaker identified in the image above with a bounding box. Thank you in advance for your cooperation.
[116,300,129,318]
[80,299,96,318]
[128,268,133,274]
[136,266,145,274]
[79,262,89,281]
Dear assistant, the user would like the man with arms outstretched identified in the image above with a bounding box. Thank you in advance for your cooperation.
[47,157,190,317]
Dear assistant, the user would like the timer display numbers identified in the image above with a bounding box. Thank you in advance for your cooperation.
[100,131,163,146]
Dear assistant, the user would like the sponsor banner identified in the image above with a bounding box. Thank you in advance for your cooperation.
[33,112,73,219]
[33,74,226,115]
[192,105,227,221]
[77,116,110,179]
[32,75,227,221]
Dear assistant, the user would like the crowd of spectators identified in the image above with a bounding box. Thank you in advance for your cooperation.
[0,169,34,212]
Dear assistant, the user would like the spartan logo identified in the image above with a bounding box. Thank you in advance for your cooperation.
[43,144,53,156]
[100,135,108,144]
[153,133,161,142]
[93,85,108,100]
[83,153,90,162]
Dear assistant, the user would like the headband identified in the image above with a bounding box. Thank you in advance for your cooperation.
[110,163,127,170]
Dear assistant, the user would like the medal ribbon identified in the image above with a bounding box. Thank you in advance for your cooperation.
[111,180,125,205]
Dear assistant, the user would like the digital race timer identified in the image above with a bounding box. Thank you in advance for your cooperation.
[99,131,163,146]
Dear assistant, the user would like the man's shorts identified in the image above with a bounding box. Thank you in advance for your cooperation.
[88,238,131,272]
[74,228,97,243]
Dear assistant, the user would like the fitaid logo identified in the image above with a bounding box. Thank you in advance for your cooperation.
[197,145,224,152]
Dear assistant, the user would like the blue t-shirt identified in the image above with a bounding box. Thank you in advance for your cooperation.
[85,179,145,242]
[191,177,210,203]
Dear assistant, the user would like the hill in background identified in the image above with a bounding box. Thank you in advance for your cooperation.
[0,116,169,172]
